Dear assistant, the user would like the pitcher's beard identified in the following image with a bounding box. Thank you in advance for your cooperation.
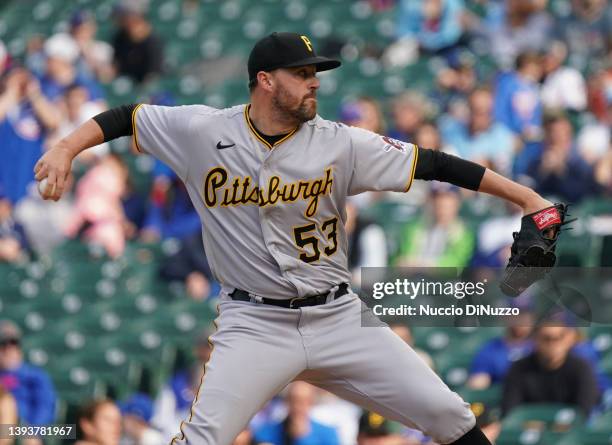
[272,85,317,124]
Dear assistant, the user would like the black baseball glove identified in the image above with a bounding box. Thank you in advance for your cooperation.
[500,203,575,297]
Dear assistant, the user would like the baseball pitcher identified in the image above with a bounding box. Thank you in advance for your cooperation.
[35,33,570,445]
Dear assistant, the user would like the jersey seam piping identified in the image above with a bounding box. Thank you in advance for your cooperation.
[404,144,419,193]
[244,104,299,149]
[131,104,144,153]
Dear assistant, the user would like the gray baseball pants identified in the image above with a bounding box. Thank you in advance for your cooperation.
[170,291,475,445]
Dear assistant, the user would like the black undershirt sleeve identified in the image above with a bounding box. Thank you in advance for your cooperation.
[92,104,138,142]
[414,146,486,191]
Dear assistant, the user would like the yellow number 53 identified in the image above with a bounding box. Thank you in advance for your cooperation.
[293,217,338,263]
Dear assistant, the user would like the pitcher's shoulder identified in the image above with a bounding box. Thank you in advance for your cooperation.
[306,115,351,134]
[185,104,246,124]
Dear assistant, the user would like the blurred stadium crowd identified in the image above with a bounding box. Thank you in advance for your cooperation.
[0,0,611,444]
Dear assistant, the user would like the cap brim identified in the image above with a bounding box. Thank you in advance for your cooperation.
[281,56,341,72]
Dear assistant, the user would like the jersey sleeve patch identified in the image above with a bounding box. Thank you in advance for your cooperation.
[381,136,408,154]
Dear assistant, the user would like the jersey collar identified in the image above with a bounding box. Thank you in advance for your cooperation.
[244,104,299,150]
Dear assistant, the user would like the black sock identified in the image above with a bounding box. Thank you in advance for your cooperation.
[448,426,492,445]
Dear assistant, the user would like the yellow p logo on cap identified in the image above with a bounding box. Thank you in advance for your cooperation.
[300,35,313,52]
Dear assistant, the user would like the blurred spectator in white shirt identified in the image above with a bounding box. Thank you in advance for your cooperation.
[541,41,587,112]
[49,84,109,164]
[14,179,74,255]
[346,200,388,288]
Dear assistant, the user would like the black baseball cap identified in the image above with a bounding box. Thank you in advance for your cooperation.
[248,32,341,81]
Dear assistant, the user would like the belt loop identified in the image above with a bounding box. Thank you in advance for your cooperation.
[248,293,263,304]
[326,285,339,304]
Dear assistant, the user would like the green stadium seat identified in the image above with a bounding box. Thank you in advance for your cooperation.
[600,350,612,378]
[52,239,108,262]
[502,404,583,429]
[498,429,571,445]
[497,404,584,445]
[590,325,612,356]
[107,293,162,320]
[580,431,612,445]
[579,198,612,217]
[152,307,213,351]
[434,350,472,388]
[57,348,142,400]
[75,304,127,337]
[556,229,595,267]
[5,304,49,335]
[50,366,107,405]
[558,426,612,445]
[0,263,29,296]
[413,326,502,356]
[99,327,176,395]
[591,411,612,432]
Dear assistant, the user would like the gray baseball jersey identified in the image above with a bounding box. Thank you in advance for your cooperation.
[133,103,418,298]
[133,103,475,445]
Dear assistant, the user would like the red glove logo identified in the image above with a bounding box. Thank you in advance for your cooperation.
[532,207,561,230]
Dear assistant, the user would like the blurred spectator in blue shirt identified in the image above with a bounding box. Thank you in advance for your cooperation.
[40,33,104,104]
[442,87,516,175]
[120,393,165,445]
[0,320,56,425]
[24,35,47,77]
[525,113,602,203]
[396,0,466,57]
[468,311,535,389]
[484,0,552,68]
[0,192,30,263]
[0,67,60,204]
[493,51,544,176]
[468,310,610,392]
[140,169,200,242]
[253,382,340,445]
[555,0,612,72]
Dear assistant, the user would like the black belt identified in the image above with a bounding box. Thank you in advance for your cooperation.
[230,283,349,309]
